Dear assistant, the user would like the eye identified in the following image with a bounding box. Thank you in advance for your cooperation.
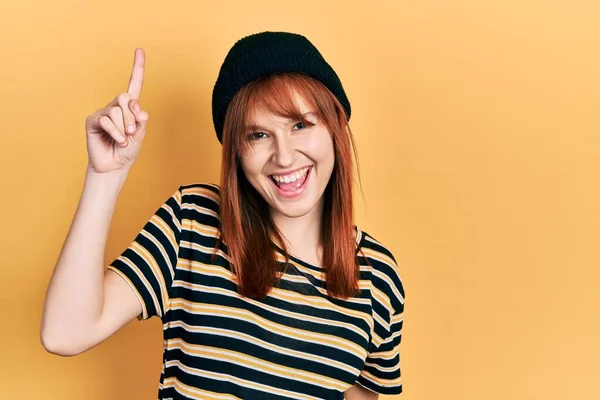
[293,121,307,130]
[247,132,269,141]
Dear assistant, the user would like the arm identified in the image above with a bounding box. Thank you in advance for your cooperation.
[40,168,142,356]
[345,383,379,400]
[40,48,149,356]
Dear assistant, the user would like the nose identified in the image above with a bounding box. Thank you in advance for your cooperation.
[271,134,295,168]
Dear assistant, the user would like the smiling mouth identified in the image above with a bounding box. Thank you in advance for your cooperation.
[269,166,312,192]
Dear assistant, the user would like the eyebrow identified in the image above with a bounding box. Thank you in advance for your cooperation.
[244,112,317,132]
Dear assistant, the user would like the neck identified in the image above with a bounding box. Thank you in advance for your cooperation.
[271,200,324,266]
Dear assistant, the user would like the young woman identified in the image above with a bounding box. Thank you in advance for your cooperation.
[41,31,405,400]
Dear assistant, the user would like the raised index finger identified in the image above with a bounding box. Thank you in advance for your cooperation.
[127,48,145,100]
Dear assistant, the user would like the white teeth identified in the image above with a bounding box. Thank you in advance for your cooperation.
[271,167,310,184]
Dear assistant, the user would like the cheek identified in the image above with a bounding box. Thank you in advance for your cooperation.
[239,150,267,181]
[308,128,335,166]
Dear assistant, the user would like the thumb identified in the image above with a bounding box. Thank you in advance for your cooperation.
[136,109,149,133]
[129,99,149,131]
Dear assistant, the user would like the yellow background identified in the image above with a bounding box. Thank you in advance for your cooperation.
[1,0,598,399]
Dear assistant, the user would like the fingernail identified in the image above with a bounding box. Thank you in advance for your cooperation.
[135,104,141,113]
[127,125,135,134]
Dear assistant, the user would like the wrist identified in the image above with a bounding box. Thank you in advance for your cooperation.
[85,165,130,189]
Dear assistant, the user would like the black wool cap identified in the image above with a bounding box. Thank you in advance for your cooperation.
[211,31,351,143]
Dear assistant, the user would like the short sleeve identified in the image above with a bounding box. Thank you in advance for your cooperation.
[356,238,405,395]
[106,187,182,320]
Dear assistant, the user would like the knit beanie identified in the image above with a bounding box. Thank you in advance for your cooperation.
[211,31,351,143]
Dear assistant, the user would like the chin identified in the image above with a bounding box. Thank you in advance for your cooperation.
[269,198,321,219]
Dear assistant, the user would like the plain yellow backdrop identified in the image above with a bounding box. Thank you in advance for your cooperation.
[1,0,598,399]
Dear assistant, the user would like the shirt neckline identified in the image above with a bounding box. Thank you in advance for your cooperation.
[272,225,364,272]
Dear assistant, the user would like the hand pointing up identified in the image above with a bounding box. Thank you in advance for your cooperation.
[85,48,150,174]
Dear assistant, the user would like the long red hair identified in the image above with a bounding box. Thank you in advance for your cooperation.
[218,72,360,300]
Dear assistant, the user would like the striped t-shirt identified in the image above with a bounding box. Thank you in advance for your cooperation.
[108,183,405,399]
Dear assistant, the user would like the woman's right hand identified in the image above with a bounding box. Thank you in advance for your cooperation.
[85,48,149,174]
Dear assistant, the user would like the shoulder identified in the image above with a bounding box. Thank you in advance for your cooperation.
[173,183,222,224]
[178,182,221,197]
[357,229,405,312]
[177,183,221,207]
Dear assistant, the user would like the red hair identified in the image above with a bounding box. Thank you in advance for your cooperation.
[218,72,360,300]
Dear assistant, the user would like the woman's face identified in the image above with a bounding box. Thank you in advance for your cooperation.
[239,92,335,221]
